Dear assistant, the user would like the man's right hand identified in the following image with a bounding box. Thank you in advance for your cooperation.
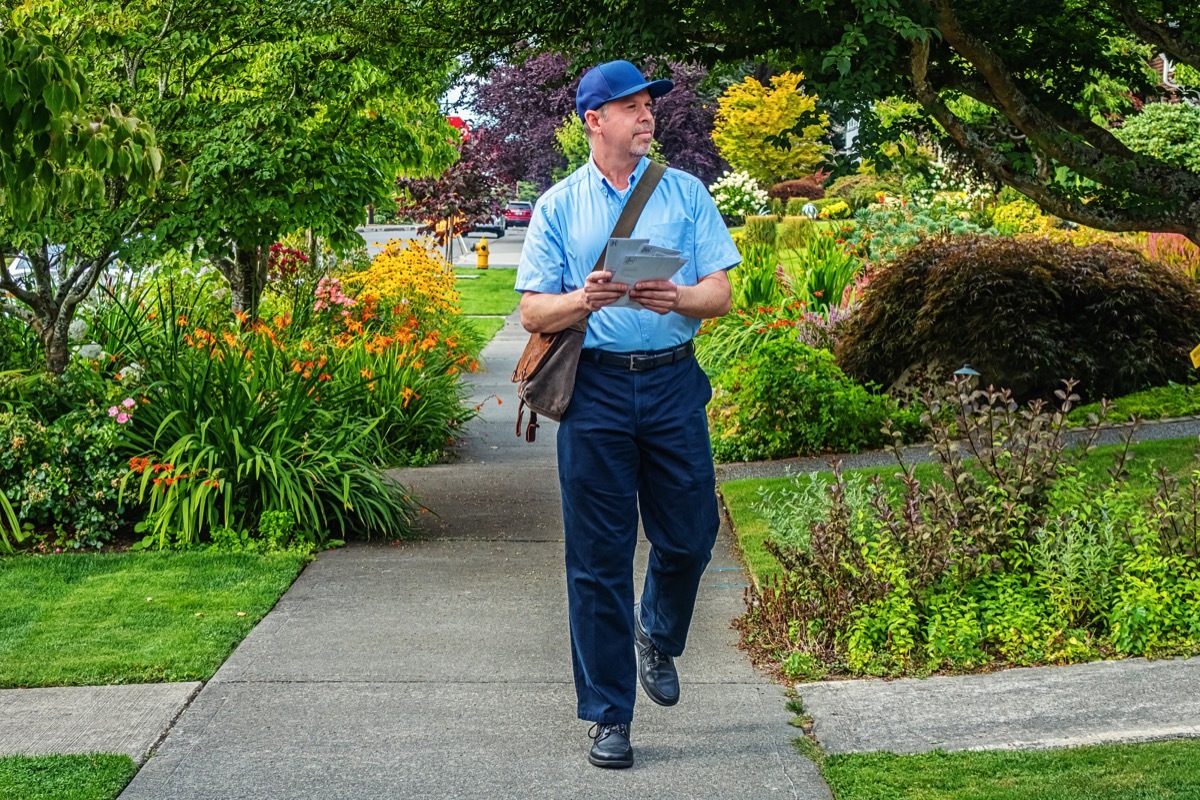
[581,271,629,311]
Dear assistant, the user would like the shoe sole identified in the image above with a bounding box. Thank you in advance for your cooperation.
[588,752,634,769]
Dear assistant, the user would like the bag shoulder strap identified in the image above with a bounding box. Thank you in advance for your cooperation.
[591,160,667,273]
[568,161,667,333]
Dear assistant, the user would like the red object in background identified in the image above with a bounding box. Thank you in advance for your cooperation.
[503,200,533,227]
[446,115,470,141]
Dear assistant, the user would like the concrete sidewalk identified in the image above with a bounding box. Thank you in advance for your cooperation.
[0,683,200,764]
[115,313,829,799]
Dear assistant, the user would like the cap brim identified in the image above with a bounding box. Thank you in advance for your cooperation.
[606,78,675,105]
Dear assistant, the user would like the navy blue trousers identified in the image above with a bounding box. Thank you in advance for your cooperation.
[557,351,720,724]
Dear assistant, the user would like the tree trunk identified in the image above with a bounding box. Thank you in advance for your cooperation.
[38,308,72,376]
[227,244,268,321]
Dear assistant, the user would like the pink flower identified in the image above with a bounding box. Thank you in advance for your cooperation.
[122,397,136,410]
[108,406,119,417]
[116,412,130,424]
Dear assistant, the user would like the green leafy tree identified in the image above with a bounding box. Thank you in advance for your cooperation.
[1114,101,1200,173]
[0,28,162,374]
[552,116,590,182]
[457,0,1200,243]
[26,0,459,319]
[712,71,831,186]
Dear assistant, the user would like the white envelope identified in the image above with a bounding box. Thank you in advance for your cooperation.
[608,254,688,309]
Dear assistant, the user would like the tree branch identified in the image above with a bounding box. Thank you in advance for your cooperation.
[1109,1,1200,72]
[951,75,1142,162]
[909,38,1198,240]
[0,299,37,327]
[30,243,55,308]
[64,252,119,312]
[932,0,1200,201]
[0,258,42,310]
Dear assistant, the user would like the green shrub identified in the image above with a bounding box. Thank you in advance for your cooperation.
[845,201,993,263]
[784,197,810,216]
[742,215,778,246]
[836,235,1200,403]
[781,232,864,312]
[826,174,901,209]
[729,241,785,310]
[0,363,132,549]
[116,317,417,548]
[695,303,805,377]
[776,216,816,251]
[736,382,1200,679]
[708,338,909,462]
[1114,101,1200,173]
[991,198,1059,236]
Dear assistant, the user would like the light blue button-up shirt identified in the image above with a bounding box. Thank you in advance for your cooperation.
[516,156,740,352]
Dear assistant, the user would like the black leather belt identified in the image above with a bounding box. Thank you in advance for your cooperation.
[582,341,694,372]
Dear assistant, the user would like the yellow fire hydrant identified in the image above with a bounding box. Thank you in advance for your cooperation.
[476,236,489,270]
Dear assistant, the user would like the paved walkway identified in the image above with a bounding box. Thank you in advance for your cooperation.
[114,315,829,799]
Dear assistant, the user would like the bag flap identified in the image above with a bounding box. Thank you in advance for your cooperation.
[512,331,559,382]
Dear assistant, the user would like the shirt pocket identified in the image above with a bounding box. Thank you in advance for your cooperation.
[645,221,696,282]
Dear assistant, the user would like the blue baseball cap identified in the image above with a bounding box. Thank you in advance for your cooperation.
[576,60,674,119]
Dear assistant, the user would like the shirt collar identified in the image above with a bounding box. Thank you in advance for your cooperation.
[587,155,651,195]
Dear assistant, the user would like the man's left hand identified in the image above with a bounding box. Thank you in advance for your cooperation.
[628,280,680,315]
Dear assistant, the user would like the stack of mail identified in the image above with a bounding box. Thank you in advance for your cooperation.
[604,238,688,310]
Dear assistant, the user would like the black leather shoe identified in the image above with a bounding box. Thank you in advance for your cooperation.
[634,603,680,706]
[588,722,633,768]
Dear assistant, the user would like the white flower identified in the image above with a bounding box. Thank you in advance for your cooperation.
[68,319,87,343]
[76,343,105,360]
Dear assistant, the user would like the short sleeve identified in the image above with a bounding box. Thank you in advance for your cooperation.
[690,181,741,278]
[515,201,567,294]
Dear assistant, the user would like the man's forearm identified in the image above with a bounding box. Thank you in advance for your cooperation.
[519,289,589,334]
[670,273,732,319]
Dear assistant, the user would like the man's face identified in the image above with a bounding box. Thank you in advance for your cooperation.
[588,89,655,158]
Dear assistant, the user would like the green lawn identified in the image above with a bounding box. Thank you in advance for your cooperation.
[820,740,1200,800]
[464,316,506,344]
[0,551,307,688]
[0,754,137,800]
[456,268,518,350]
[721,436,1200,586]
[455,267,519,315]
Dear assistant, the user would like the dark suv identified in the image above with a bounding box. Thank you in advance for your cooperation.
[503,201,533,228]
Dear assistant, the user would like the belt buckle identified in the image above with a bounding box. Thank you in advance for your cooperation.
[628,353,649,371]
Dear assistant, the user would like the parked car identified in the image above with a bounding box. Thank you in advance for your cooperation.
[470,214,505,237]
[503,201,533,228]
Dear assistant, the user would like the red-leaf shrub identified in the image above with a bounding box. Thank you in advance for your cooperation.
[769,170,830,201]
[835,235,1200,402]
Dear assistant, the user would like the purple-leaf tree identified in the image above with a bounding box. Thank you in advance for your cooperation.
[468,53,579,190]
[650,61,728,187]
[470,55,726,189]
[395,134,513,257]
